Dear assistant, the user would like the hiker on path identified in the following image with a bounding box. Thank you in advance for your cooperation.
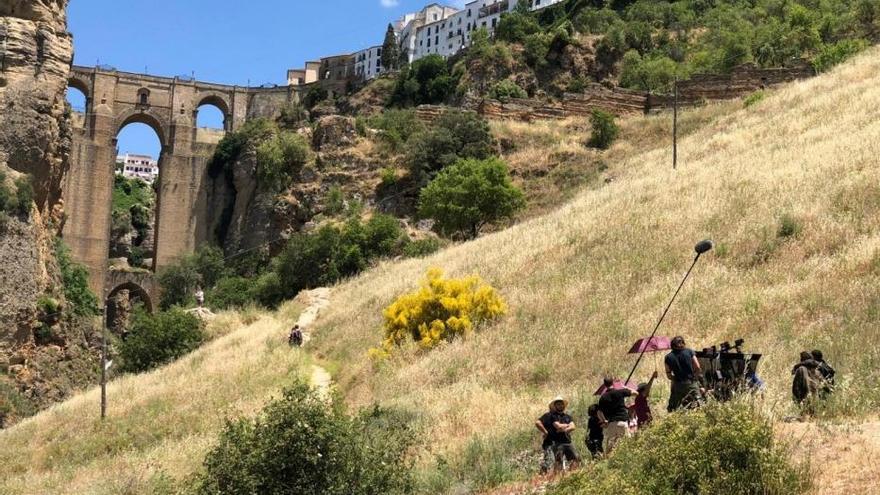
[811,349,835,397]
[597,377,637,454]
[586,404,604,459]
[535,396,579,473]
[631,371,658,428]
[664,336,702,411]
[289,325,303,347]
[195,287,205,308]
[792,351,822,413]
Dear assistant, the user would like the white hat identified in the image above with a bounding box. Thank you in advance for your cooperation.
[549,396,568,410]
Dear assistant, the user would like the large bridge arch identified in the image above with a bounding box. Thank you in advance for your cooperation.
[62,65,305,300]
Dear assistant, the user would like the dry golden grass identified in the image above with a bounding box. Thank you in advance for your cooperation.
[0,302,304,495]
[306,47,880,488]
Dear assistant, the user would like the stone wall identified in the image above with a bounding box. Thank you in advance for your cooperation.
[427,63,817,123]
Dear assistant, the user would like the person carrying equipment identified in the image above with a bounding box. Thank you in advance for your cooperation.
[289,325,303,347]
[664,336,702,411]
[535,396,579,473]
[811,349,835,397]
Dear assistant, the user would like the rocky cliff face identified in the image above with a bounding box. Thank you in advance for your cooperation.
[0,0,73,213]
[0,1,97,428]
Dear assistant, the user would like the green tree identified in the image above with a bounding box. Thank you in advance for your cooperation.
[54,239,100,317]
[619,50,682,92]
[255,131,311,192]
[193,379,413,495]
[389,55,456,107]
[118,309,204,373]
[406,110,494,183]
[496,6,541,44]
[381,23,400,72]
[461,29,515,95]
[418,157,525,239]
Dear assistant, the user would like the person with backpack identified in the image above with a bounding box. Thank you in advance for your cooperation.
[586,404,604,459]
[792,351,822,414]
[535,396,579,473]
[664,336,703,412]
[289,325,303,347]
[811,349,835,397]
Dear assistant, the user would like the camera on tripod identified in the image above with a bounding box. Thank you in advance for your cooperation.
[695,338,762,401]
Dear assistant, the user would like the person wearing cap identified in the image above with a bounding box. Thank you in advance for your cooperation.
[597,377,638,454]
[664,336,703,411]
[535,396,579,473]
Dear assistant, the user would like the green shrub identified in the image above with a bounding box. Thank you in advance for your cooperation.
[743,90,766,108]
[278,101,309,128]
[777,213,803,239]
[368,109,425,152]
[406,110,494,183]
[207,276,254,310]
[325,185,345,215]
[550,400,811,495]
[488,80,528,101]
[403,237,443,258]
[193,379,413,495]
[587,110,620,150]
[251,271,284,308]
[619,50,682,93]
[255,131,311,192]
[381,167,399,186]
[118,309,204,373]
[418,157,525,239]
[523,32,551,69]
[36,295,61,315]
[496,7,542,44]
[54,238,99,317]
[14,176,33,215]
[0,380,36,428]
[813,39,869,73]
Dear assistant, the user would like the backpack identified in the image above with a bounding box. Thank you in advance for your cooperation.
[792,365,818,402]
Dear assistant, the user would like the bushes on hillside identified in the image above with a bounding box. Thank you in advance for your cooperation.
[371,268,506,359]
[157,246,228,310]
[488,80,528,101]
[193,379,413,495]
[587,109,620,150]
[255,131,311,192]
[418,157,525,239]
[367,109,425,152]
[550,400,811,495]
[118,308,204,373]
[813,38,869,72]
[389,54,457,107]
[459,29,516,96]
[405,110,494,183]
[268,214,407,306]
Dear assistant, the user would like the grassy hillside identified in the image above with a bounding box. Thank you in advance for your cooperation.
[4,48,880,494]
[306,47,880,492]
[0,304,304,495]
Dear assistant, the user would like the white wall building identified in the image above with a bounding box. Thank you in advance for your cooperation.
[289,0,567,83]
[354,45,384,80]
[117,153,159,183]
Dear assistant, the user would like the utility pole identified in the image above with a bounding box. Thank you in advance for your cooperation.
[100,304,107,420]
[673,77,679,170]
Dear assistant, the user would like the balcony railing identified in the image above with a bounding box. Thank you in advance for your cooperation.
[479,0,509,18]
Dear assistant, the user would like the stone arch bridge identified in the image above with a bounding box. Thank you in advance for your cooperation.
[63,65,303,309]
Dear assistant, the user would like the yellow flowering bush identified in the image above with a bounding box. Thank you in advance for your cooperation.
[370,268,506,359]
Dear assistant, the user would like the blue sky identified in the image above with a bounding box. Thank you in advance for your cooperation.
[66,0,466,157]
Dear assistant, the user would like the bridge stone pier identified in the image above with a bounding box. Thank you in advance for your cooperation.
[63,65,303,302]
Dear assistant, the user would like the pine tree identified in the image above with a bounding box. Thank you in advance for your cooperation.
[381,24,400,72]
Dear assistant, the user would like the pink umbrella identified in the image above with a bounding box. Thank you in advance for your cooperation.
[593,379,634,396]
[628,336,672,354]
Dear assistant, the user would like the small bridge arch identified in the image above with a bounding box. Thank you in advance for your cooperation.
[104,270,159,314]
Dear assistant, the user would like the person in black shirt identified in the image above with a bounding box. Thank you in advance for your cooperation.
[586,404,603,458]
[664,336,703,412]
[597,377,638,454]
[535,396,579,473]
